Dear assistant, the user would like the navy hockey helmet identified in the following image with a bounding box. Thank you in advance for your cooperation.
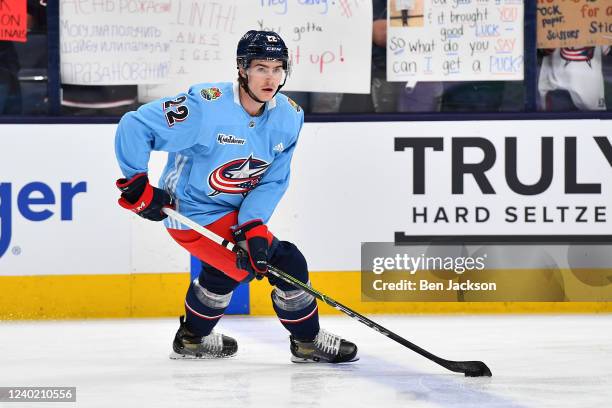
[236,30,291,75]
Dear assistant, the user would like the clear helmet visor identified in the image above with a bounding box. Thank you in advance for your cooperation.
[245,59,290,83]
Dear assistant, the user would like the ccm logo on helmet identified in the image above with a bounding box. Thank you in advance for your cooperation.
[0,181,87,258]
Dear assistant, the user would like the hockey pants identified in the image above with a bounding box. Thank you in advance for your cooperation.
[168,211,319,341]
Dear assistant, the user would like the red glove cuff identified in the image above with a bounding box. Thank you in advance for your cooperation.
[116,172,148,190]
[234,219,273,245]
[117,181,154,214]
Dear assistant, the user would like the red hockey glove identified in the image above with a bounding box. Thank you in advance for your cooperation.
[116,173,173,222]
[233,219,270,277]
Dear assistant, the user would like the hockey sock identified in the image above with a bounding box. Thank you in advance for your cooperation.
[266,241,319,340]
[272,284,320,341]
[184,278,233,337]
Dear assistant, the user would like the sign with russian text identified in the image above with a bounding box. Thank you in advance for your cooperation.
[536,0,612,48]
[59,0,173,85]
[386,0,524,82]
[0,0,27,42]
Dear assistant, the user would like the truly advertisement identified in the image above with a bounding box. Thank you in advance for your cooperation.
[387,121,612,240]
[393,132,612,239]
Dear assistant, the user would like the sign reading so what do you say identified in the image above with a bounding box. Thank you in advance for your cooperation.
[59,0,373,97]
[387,0,524,82]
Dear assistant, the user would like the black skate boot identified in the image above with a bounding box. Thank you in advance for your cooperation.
[170,316,237,359]
[290,329,358,363]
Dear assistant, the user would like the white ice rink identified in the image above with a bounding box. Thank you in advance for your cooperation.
[1,315,611,408]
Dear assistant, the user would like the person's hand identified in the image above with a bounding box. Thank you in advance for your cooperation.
[233,220,270,278]
[116,173,173,221]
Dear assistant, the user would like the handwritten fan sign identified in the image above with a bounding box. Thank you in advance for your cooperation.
[387,0,524,82]
[139,0,372,102]
[250,0,372,93]
[0,0,27,42]
[536,0,612,49]
[59,0,173,85]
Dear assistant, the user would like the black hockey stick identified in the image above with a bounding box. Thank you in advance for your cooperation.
[162,208,492,377]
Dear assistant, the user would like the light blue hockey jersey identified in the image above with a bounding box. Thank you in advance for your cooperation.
[115,81,304,229]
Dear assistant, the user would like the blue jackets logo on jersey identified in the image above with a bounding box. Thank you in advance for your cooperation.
[208,155,269,197]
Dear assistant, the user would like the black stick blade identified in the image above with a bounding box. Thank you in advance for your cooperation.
[445,360,493,377]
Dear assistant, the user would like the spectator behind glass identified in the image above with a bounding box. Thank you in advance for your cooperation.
[0,41,21,114]
[538,46,611,111]
[312,0,441,113]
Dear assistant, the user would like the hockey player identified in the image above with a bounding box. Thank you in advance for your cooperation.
[114,30,358,364]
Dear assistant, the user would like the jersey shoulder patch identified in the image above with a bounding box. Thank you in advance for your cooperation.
[286,96,302,113]
[191,82,232,103]
[200,86,223,101]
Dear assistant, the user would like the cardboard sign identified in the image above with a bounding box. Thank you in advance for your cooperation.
[537,0,612,48]
[0,0,27,42]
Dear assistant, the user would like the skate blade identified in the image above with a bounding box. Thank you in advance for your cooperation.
[169,351,236,360]
[290,355,360,364]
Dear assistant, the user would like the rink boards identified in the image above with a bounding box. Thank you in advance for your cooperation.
[0,122,611,318]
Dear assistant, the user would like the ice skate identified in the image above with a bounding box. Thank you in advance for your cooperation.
[170,316,237,359]
[290,329,358,363]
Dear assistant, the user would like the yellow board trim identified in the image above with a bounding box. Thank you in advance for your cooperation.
[250,271,612,315]
[1,271,611,320]
[0,273,190,320]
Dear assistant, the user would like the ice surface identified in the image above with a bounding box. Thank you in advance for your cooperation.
[0,315,610,408]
